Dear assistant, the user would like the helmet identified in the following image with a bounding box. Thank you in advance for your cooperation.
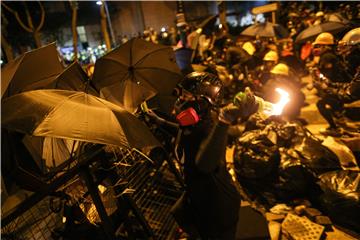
[339,28,360,46]
[263,50,279,62]
[177,72,224,106]
[315,11,324,17]
[313,32,335,45]
[242,41,256,56]
[270,63,289,76]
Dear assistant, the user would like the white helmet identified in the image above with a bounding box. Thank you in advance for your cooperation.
[339,28,360,46]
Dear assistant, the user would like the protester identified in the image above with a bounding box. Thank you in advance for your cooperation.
[170,72,258,239]
[311,32,353,134]
[337,27,360,77]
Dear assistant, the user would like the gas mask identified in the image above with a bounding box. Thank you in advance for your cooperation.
[174,97,211,127]
[312,47,322,56]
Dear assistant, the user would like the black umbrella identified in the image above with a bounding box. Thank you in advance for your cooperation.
[50,61,99,96]
[2,89,160,152]
[295,21,349,44]
[240,22,289,39]
[197,15,218,36]
[92,38,182,112]
[19,61,99,96]
[174,47,194,74]
[1,42,64,98]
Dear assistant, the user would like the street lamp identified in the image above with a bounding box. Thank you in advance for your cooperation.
[97,0,116,48]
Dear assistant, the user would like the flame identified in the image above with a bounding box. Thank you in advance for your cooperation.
[272,88,290,115]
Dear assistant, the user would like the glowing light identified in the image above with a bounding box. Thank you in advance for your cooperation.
[272,88,290,115]
[62,217,67,223]
[161,27,166,32]
[219,24,223,29]
[96,1,102,5]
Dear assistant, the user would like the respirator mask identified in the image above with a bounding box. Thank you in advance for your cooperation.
[174,96,211,127]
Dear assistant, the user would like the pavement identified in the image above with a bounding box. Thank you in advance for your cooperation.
[299,75,328,138]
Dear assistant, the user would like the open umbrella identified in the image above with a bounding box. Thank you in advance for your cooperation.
[92,38,182,112]
[240,22,289,39]
[1,42,64,98]
[48,61,99,96]
[1,89,160,152]
[295,21,349,43]
[174,47,194,73]
[197,15,218,36]
[19,61,99,96]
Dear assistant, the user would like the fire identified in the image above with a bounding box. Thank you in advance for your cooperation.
[272,88,290,115]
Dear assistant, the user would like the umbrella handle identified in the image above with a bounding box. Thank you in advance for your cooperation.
[140,101,150,113]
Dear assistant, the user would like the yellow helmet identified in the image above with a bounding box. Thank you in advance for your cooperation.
[315,11,324,17]
[263,50,279,62]
[313,32,335,45]
[339,27,360,46]
[270,63,289,76]
[242,41,256,56]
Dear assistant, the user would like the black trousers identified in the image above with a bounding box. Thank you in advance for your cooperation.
[316,95,344,128]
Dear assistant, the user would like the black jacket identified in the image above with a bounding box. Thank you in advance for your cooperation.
[179,120,241,239]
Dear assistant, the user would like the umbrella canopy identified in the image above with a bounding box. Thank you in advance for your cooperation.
[240,22,289,39]
[325,13,350,25]
[92,38,182,112]
[197,15,218,36]
[1,42,64,98]
[295,21,349,43]
[174,47,194,73]
[2,89,160,151]
[50,61,99,96]
[20,61,99,96]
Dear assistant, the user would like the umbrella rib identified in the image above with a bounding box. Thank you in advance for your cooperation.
[89,96,131,148]
[32,91,81,134]
[133,47,170,67]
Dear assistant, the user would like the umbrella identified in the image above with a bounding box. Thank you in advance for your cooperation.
[1,89,160,152]
[240,22,289,39]
[174,47,194,73]
[295,21,349,43]
[92,38,182,112]
[22,134,78,168]
[197,15,218,29]
[19,61,99,96]
[49,61,99,96]
[1,42,64,98]
[197,15,218,36]
[19,61,99,169]
[325,13,349,24]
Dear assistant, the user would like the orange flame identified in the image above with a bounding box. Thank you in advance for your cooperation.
[272,88,290,115]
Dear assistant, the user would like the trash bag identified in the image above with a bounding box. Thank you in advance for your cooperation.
[317,170,360,233]
[234,130,280,179]
[293,133,342,175]
[275,148,321,201]
[321,136,359,170]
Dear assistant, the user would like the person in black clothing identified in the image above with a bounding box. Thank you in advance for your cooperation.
[312,32,352,134]
[171,72,258,239]
[338,27,360,78]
